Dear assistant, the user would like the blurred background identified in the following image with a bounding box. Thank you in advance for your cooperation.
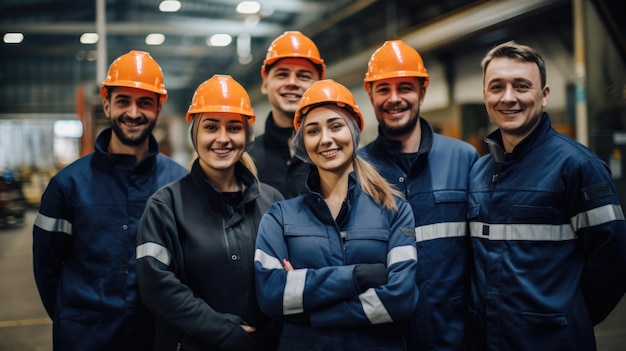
[1,0,625,207]
[0,0,625,349]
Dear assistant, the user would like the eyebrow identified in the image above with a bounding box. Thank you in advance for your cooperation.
[487,77,533,85]
[114,94,155,102]
[304,116,342,128]
[202,117,243,124]
[274,67,314,74]
[373,81,416,88]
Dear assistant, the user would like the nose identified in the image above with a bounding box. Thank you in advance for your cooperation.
[127,102,141,117]
[320,127,333,145]
[500,85,516,103]
[388,87,401,102]
[286,72,299,86]
[216,126,229,143]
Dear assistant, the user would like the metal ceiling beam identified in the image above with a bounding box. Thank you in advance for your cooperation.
[202,0,326,13]
[326,0,565,85]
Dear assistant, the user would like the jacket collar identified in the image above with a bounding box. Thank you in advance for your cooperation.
[189,159,260,205]
[485,112,552,183]
[373,117,433,156]
[262,112,295,147]
[304,168,361,206]
[485,112,552,160]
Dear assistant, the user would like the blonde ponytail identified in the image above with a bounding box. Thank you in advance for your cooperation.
[354,156,402,211]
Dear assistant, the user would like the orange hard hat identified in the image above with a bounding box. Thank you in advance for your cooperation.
[294,79,364,132]
[363,40,429,92]
[261,31,326,79]
[185,75,255,124]
[100,50,168,104]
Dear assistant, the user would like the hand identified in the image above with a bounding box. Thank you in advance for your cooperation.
[283,258,294,271]
[240,324,256,333]
[353,263,387,293]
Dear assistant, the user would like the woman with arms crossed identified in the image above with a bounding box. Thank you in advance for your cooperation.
[254,79,419,350]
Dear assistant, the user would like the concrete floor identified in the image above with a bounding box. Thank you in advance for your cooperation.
[1,209,625,350]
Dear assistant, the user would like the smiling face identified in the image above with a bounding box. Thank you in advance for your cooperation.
[368,76,424,137]
[302,106,355,175]
[103,86,161,147]
[194,112,247,177]
[483,57,549,147]
[261,57,321,128]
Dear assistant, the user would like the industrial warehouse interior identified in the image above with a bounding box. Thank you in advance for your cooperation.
[1,0,625,349]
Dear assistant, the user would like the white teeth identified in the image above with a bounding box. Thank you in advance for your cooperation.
[213,149,231,154]
[320,149,338,156]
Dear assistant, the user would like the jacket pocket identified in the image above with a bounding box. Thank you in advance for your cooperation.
[433,190,467,203]
[59,307,100,323]
[284,225,330,268]
[344,228,389,263]
[521,311,568,327]
[518,311,576,350]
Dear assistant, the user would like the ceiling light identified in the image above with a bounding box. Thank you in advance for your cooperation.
[3,32,24,44]
[146,33,166,45]
[207,34,232,47]
[236,1,261,14]
[159,0,181,12]
[80,33,99,44]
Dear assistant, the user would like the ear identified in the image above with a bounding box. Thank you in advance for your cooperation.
[261,77,268,95]
[541,85,550,107]
[155,103,162,120]
[419,86,427,106]
[102,99,111,118]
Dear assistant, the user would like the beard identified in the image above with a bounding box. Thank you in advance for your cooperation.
[379,111,419,137]
[110,116,155,146]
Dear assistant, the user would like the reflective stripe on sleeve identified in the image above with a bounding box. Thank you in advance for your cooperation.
[283,269,306,315]
[469,222,576,241]
[254,249,306,315]
[359,288,392,324]
[136,242,171,266]
[34,212,72,235]
[570,204,625,231]
[387,245,417,267]
[254,249,283,270]
[414,221,466,242]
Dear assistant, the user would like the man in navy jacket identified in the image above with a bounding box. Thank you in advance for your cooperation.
[359,40,478,351]
[33,50,188,351]
[467,40,626,350]
[249,31,325,199]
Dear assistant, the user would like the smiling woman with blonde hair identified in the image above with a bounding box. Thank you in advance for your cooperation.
[254,79,419,350]
[137,75,283,351]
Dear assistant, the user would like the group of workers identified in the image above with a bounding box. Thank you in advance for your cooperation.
[32,30,626,351]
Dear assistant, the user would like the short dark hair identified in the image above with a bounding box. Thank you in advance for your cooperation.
[481,40,547,87]
[105,86,162,105]
[264,59,324,78]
